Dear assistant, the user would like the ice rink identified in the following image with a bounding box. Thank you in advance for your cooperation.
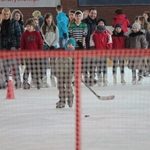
[0,67,150,150]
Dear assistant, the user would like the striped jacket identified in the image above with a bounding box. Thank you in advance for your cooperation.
[69,23,88,48]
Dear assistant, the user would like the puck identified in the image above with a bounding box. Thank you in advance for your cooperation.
[85,115,90,117]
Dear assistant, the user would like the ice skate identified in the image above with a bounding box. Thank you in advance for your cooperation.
[23,81,30,89]
[67,97,73,108]
[41,76,49,88]
[132,76,136,85]
[50,75,56,87]
[67,100,73,108]
[121,74,126,85]
[14,82,22,89]
[56,100,65,108]
[97,74,102,86]
[103,74,108,86]
[30,78,37,88]
[113,74,117,85]
[37,79,42,90]
[137,75,143,84]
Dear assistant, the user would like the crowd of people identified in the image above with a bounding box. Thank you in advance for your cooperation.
[0,5,150,108]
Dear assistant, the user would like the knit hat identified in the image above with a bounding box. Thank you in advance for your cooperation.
[115,23,122,29]
[97,18,106,25]
[132,22,141,30]
[65,38,76,50]
[96,25,106,33]
[75,10,83,19]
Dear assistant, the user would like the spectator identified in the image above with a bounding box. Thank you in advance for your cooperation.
[83,10,89,19]
[112,8,131,33]
[82,8,98,86]
[90,21,112,86]
[32,10,44,28]
[33,17,40,31]
[56,5,69,48]
[126,22,148,85]
[112,23,127,85]
[41,13,59,87]
[1,7,22,89]
[0,23,6,89]
[143,11,150,23]
[68,9,76,26]
[20,18,43,89]
[69,10,87,49]
[12,9,25,34]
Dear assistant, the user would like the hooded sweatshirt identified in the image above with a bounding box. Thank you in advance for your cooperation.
[56,12,69,38]
[20,30,43,50]
[112,14,130,33]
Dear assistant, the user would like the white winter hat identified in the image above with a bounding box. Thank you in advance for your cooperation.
[75,10,83,19]
[132,22,141,30]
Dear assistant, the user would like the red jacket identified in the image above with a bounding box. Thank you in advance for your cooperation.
[90,30,112,50]
[112,14,130,33]
[112,36,126,49]
[20,30,43,50]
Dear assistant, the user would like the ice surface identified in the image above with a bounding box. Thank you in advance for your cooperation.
[0,67,150,150]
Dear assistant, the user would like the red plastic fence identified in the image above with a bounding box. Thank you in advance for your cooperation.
[1,49,150,150]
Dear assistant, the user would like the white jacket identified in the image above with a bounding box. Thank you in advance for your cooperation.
[41,26,59,47]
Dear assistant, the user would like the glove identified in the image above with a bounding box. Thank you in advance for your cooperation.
[50,45,55,49]
[63,33,67,39]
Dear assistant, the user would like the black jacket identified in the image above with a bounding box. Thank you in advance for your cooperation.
[82,16,97,49]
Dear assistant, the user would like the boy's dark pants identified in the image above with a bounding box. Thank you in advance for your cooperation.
[56,72,74,103]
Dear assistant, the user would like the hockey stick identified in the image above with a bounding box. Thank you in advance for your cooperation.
[82,80,115,100]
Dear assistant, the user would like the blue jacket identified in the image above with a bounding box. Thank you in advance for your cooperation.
[56,12,69,38]
[1,19,21,50]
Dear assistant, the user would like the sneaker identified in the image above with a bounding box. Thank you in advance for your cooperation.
[56,101,65,108]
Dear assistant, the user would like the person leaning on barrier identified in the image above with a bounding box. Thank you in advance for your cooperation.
[90,21,112,86]
[1,7,22,89]
[126,22,148,85]
[82,8,98,86]
[20,18,44,89]
[112,23,127,85]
